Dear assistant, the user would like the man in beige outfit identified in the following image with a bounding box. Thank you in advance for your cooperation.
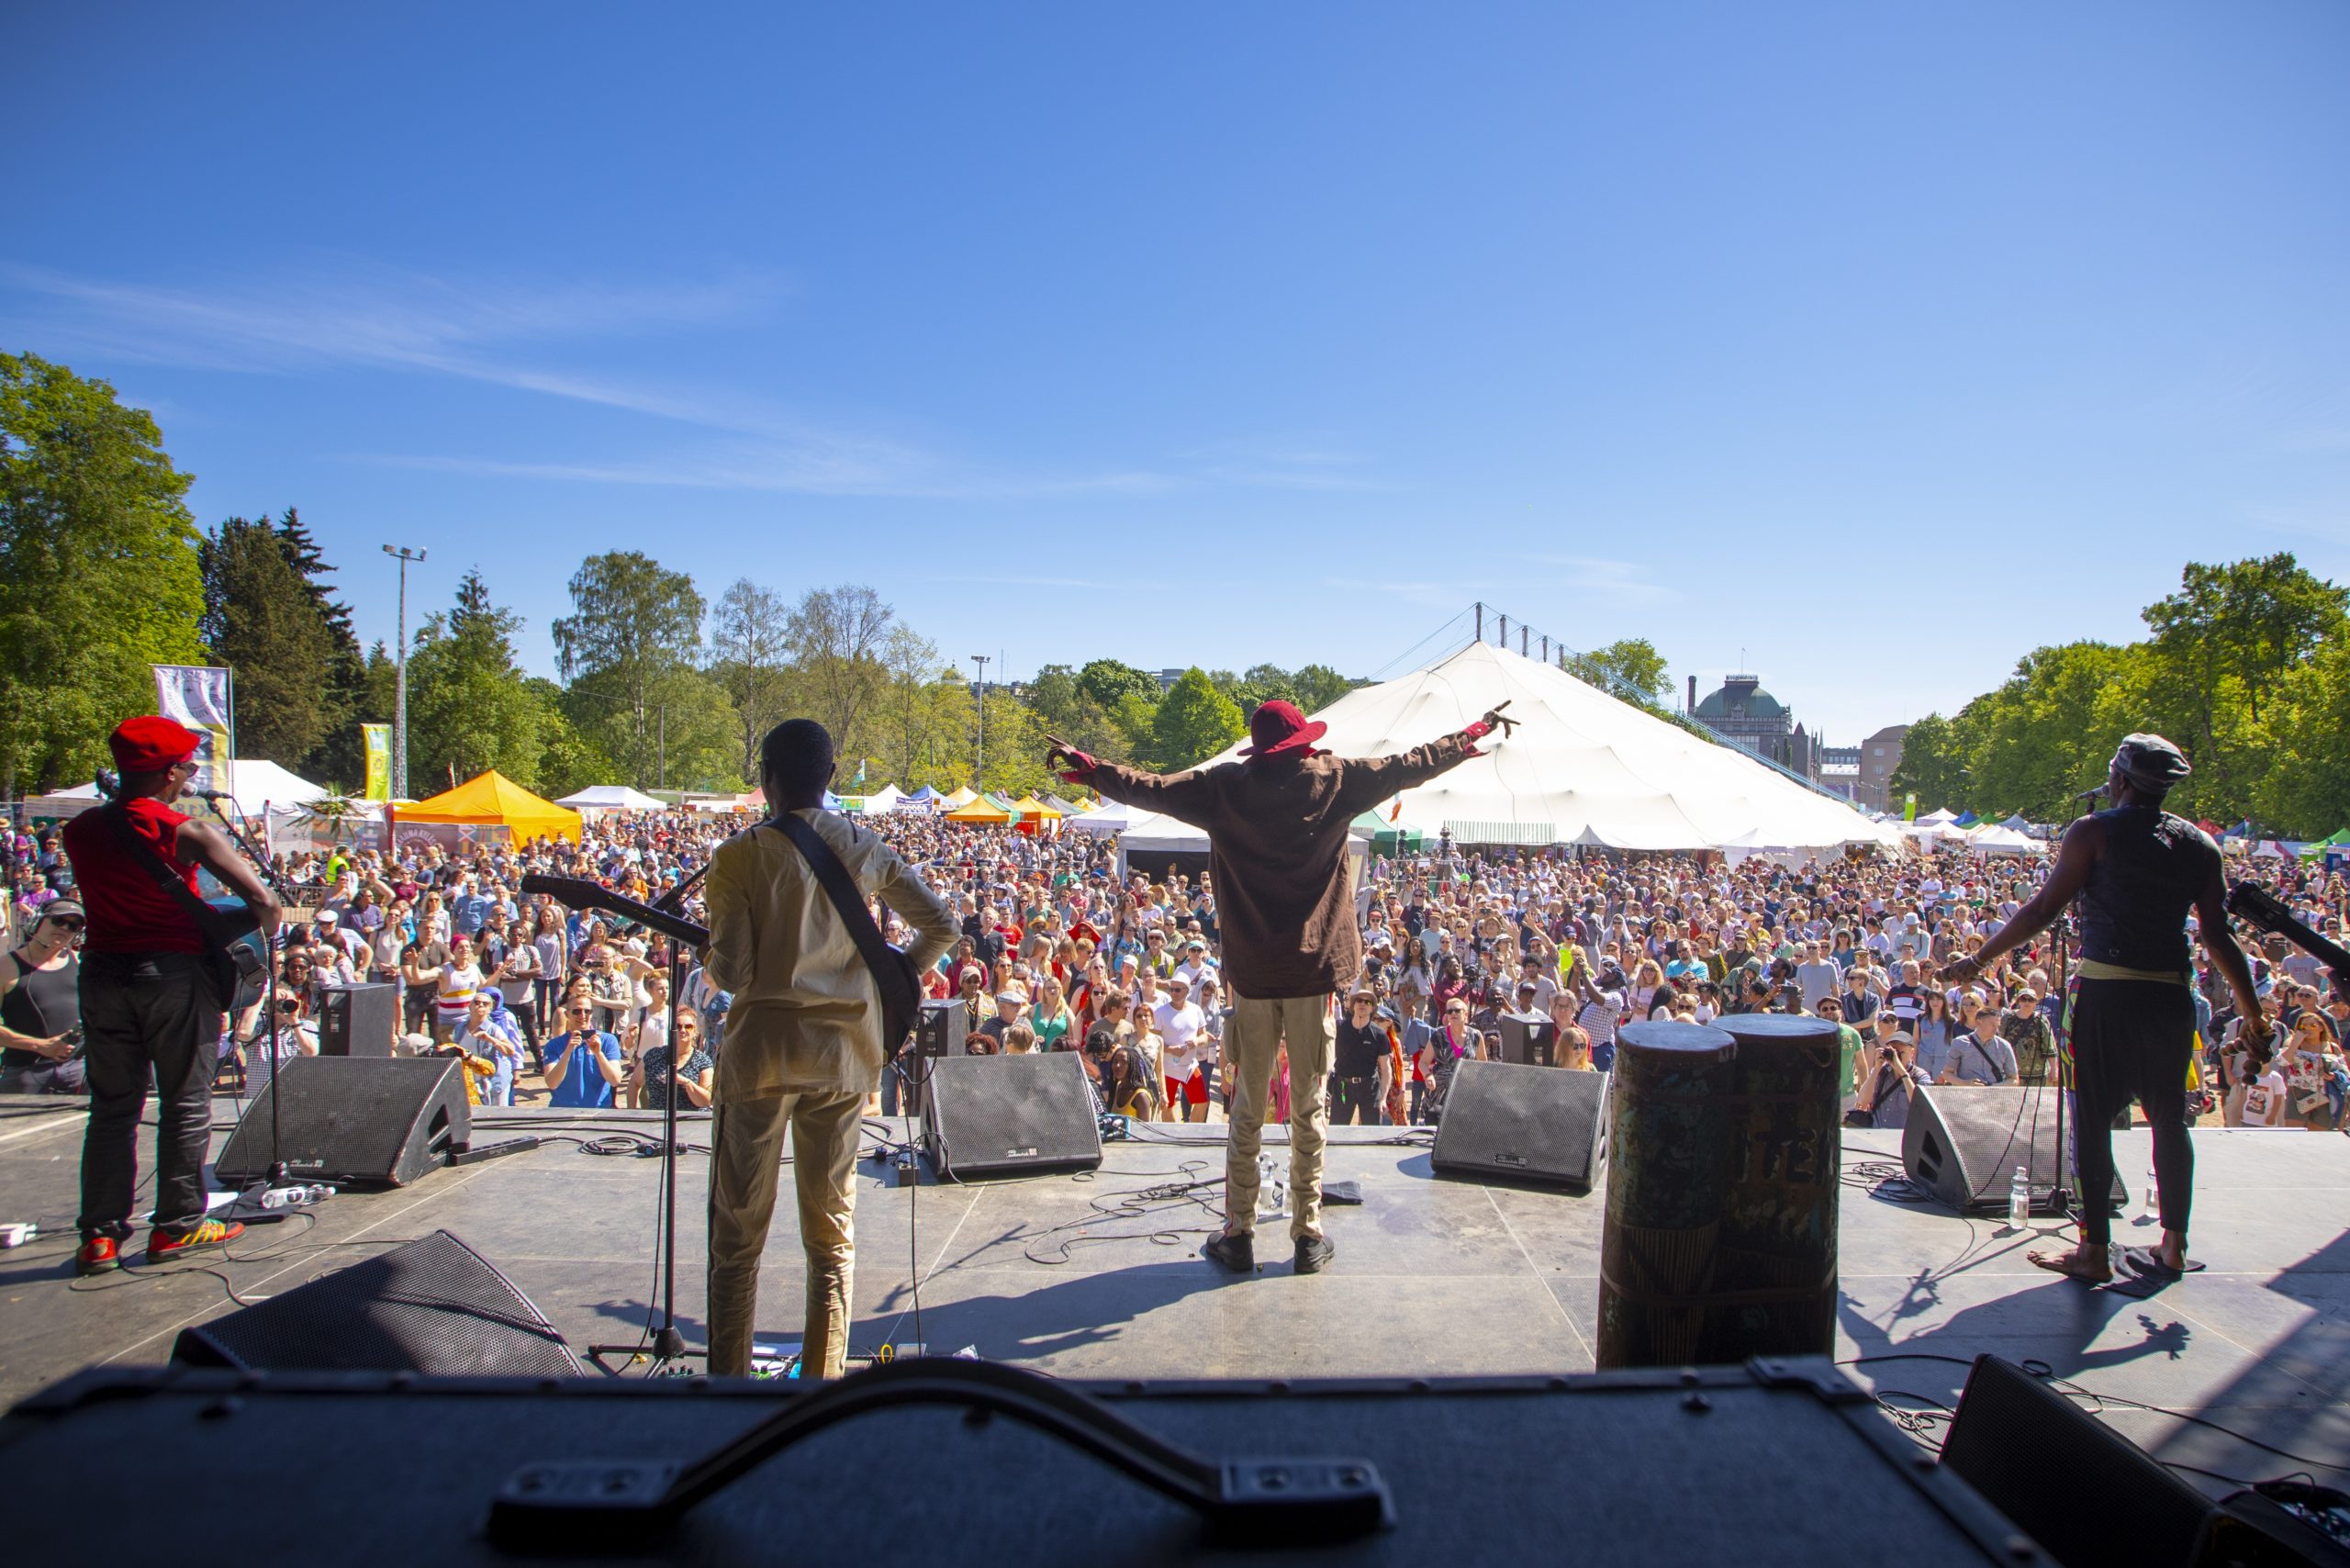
[703,719,958,1377]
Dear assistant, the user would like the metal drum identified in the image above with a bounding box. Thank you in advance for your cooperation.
[1704,1013,1842,1362]
[1597,1021,1739,1370]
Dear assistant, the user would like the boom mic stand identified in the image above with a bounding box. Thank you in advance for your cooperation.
[207,791,299,1202]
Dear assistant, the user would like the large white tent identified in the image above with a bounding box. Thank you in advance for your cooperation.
[1118,641,1900,857]
[556,784,666,812]
[25,758,326,822]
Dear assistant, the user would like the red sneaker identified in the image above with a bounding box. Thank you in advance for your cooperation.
[75,1236,122,1276]
[145,1218,244,1263]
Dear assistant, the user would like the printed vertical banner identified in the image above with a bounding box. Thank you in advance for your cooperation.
[151,665,234,794]
[1903,792,1918,822]
[362,723,393,801]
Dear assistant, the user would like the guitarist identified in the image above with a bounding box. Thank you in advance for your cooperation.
[62,717,281,1276]
[701,719,958,1378]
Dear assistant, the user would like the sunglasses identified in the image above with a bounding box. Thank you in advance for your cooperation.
[47,916,85,932]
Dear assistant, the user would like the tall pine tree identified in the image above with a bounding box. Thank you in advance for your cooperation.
[199,516,334,762]
[272,508,375,781]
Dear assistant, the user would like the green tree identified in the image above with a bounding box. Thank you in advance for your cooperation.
[553,551,706,789]
[270,508,373,782]
[1024,663,1129,764]
[1291,663,1357,714]
[783,584,895,761]
[0,353,207,791]
[1886,712,1970,815]
[1151,667,1246,768]
[199,516,334,762]
[405,569,544,790]
[1566,638,1673,710]
[1077,658,1161,713]
[709,577,791,783]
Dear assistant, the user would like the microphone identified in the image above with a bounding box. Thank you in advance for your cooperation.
[2074,783,2108,804]
[190,788,232,801]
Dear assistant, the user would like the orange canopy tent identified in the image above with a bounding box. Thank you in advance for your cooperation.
[399,770,582,844]
[944,793,1015,823]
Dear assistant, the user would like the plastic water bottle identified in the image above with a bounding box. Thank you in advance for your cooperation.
[2008,1166,2031,1232]
[2144,1168,2158,1219]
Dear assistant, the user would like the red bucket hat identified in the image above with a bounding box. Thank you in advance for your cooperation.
[108,715,202,773]
[1240,699,1327,761]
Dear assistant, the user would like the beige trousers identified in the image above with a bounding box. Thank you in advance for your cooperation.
[1225,992,1335,1241]
[706,1086,866,1378]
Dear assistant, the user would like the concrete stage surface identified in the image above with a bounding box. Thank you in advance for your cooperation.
[1,1094,2343,1494]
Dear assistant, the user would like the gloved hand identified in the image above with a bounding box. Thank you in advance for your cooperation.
[1045,734,1100,783]
[1459,700,1517,754]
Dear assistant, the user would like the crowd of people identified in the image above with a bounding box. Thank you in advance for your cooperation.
[6,805,2348,1135]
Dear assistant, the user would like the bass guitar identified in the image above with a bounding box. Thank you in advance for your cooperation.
[2224,881,2350,990]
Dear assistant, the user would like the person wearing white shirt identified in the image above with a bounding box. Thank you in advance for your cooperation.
[1153,975,1208,1122]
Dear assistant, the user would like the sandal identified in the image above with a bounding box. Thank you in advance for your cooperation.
[2026,1247,2112,1284]
[2117,1245,2204,1279]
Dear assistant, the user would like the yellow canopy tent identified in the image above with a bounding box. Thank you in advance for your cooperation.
[945,794,1015,823]
[1011,795,1060,819]
[400,770,582,844]
[942,786,980,809]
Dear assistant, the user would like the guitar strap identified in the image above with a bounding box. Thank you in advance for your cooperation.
[764,813,920,1047]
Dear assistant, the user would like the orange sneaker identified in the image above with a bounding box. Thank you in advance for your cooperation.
[145,1218,243,1263]
[75,1235,122,1276]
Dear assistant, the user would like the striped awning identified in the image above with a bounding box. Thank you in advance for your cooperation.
[1442,820,1557,846]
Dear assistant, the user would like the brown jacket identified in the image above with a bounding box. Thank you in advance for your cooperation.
[1090,734,1477,999]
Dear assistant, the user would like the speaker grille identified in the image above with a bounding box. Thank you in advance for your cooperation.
[1432,1060,1608,1190]
[172,1230,580,1377]
[922,1053,1102,1181]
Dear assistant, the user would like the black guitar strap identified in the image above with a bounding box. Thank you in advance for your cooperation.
[764,813,919,1043]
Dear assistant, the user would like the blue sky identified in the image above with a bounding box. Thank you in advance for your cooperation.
[8,3,2346,745]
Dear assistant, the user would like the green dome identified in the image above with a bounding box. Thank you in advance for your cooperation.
[1694,678,1785,721]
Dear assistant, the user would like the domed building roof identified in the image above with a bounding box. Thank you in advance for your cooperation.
[1693,675,1785,722]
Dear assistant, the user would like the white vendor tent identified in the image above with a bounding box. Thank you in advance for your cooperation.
[556,785,666,812]
[1966,825,2038,855]
[1067,801,1137,837]
[24,758,325,823]
[1917,807,1961,826]
[862,784,907,812]
[1119,641,1899,857]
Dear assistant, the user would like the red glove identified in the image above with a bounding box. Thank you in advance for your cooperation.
[1046,735,1099,783]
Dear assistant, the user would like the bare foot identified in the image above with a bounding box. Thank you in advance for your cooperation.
[2028,1246,2112,1283]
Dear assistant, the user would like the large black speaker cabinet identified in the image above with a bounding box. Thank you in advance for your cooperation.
[214,1056,469,1188]
[1942,1354,2210,1568]
[171,1229,580,1377]
[318,981,398,1057]
[1901,1083,2101,1215]
[1431,1058,1608,1191]
[1496,1015,1557,1067]
[922,1051,1102,1182]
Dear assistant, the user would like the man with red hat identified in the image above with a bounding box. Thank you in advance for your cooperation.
[61,715,281,1276]
[1048,696,1515,1275]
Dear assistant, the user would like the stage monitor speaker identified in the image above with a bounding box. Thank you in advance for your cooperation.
[172,1229,580,1377]
[922,1051,1102,1182]
[916,1000,965,1060]
[1432,1058,1607,1191]
[1496,1016,1557,1067]
[318,981,398,1058]
[1901,1083,2084,1215]
[214,1056,469,1188]
[1942,1353,2210,1568]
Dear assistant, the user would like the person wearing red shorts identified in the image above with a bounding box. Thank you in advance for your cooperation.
[1155,973,1208,1122]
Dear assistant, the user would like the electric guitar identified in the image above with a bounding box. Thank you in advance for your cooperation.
[2225,881,2350,990]
[517,875,710,947]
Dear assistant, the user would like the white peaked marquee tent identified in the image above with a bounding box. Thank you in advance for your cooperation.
[1119,641,1903,858]
[556,785,666,812]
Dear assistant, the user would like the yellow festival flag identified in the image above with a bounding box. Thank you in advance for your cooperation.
[362,724,393,801]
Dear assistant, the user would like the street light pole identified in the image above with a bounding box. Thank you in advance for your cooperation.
[970,655,990,790]
[382,544,426,800]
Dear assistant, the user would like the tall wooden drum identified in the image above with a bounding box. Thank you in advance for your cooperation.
[1704,1012,1842,1362]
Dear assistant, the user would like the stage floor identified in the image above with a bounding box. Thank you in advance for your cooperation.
[1,1093,2344,1495]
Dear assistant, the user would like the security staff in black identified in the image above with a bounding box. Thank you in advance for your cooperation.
[1944,734,2265,1284]
[1330,988,1389,1126]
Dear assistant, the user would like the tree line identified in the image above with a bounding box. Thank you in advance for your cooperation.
[1890,554,2350,837]
[0,353,1368,799]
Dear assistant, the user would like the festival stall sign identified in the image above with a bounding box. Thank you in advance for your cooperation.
[402,770,582,846]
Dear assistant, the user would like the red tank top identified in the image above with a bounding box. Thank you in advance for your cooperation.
[62,798,205,954]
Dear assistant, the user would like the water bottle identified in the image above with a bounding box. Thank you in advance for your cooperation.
[2144,1168,2158,1219]
[2008,1166,2031,1232]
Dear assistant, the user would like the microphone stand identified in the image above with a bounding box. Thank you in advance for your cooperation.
[647,857,709,1366]
[207,792,298,1200]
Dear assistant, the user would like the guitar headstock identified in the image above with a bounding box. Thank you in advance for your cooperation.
[2224,879,2291,934]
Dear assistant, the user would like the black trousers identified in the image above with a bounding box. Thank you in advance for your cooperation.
[2072,978,2195,1248]
[78,951,219,1238]
[1329,1073,1382,1126]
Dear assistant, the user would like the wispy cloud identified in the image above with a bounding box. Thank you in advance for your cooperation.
[1326,554,1678,619]
[0,260,1384,501]
[1523,554,1679,606]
